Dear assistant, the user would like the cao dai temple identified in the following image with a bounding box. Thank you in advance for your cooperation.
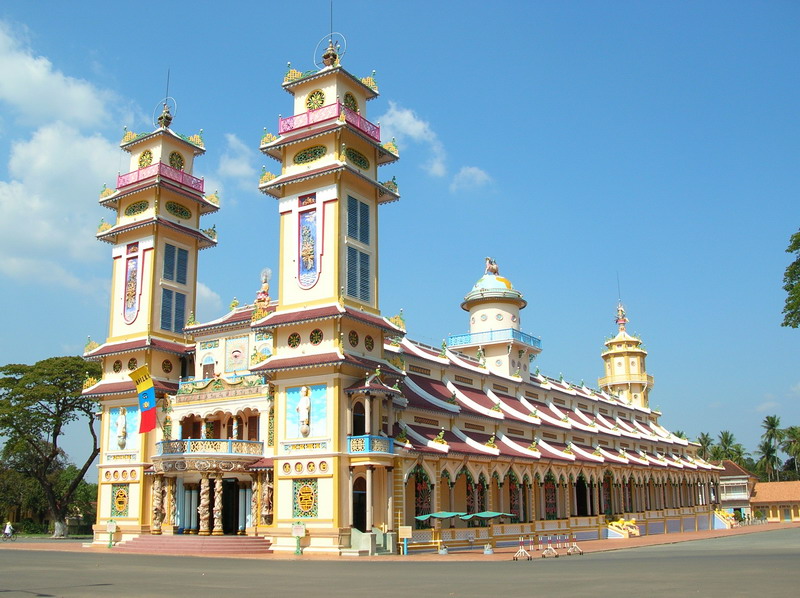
[83,39,723,554]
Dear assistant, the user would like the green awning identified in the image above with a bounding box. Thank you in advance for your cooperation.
[414,511,467,521]
[459,511,514,520]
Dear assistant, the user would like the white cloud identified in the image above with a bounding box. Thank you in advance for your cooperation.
[0,122,120,275]
[755,400,780,413]
[0,22,113,127]
[790,382,800,396]
[449,166,492,193]
[378,101,446,177]
[218,133,257,192]
[196,282,223,322]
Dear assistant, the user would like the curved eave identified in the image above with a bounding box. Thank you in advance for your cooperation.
[259,163,399,204]
[282,65,379,100]
[260,122,399,166]
[103,180,218,215]
[97,217,218,249]
[121,127,206,156]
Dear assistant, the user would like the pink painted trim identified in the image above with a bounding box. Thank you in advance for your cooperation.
[278,102,380,142]
[117,162,204,193]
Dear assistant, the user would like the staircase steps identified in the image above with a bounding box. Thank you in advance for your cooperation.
[114,535,272,555]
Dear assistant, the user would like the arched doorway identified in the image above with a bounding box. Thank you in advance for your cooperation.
[353,476,367,532]
[575,474,589,516]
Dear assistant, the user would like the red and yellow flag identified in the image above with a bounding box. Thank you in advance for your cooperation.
[129,365,156,433]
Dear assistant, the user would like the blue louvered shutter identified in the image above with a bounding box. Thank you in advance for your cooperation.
[347,246,358,298]
[359,201,369,244]
[163,243,176,281]
[347,196,358,239]
[161,288,174,330]
[359,250,370,301]
[176,248,188,284]
[174,292,186,332]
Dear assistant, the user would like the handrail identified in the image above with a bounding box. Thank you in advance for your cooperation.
[278,102,381,142]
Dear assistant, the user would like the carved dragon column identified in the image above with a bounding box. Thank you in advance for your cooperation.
[198,473,211,535]
[251,474,259,530]
[151,474,164,535]
[212,474,224,535]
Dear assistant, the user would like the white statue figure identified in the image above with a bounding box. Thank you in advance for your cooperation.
[297,386,311,437]
[116,407,127,449]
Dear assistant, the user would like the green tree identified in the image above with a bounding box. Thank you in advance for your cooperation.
[673,430,687,440]
[780,426,800,474]
[712,430,748,466]
[761,415,783,481]
[0,356,101,537]
[696,432,714,461]
[781,228,800,327]
[755,440,781,482]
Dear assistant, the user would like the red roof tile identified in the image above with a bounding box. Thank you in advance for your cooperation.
[751,481,800,504]
[252,305,342,328]
[84,338,191,360]
[82,378,178,397]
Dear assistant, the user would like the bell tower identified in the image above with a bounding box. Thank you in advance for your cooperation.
[259,39,399,314]
[598,302,653,408]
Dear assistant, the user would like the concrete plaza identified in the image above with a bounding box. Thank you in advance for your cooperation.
[0,524,797,597]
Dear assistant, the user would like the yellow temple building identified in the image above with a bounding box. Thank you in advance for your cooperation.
[83,38,722,555]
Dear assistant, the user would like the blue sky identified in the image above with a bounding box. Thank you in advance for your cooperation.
[1,1,798,476]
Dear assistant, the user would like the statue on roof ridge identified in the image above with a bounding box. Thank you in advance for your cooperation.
[484,257,499,275]
[615,301,628,332]
[157,102,173,129]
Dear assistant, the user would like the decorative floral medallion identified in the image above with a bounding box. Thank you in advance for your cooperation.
[124,200,149,217]
[282,462,291,474]
[166,201,192,220]
[113,360,122,373]
[307,461,316,473]
[288,332,301,348]
[293,145,327,164]
[310,328,323,346]
[169,151,184,170]
[162,359,173,373]
[305,89,325,110]
[364,335,375,351]
[319,461,328,472]
[138,150,153,168]
[345,147,370,169]
[294,462,303,473]
[343,92,358,112]
[348,330,359,347]
[127,357,138,370]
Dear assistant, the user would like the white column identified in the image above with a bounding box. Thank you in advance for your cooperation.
[365,395,372,435]
[387,467,395,532]
[366,466,374,530]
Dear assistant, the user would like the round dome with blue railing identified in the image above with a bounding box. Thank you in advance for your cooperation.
[461,257,526,311]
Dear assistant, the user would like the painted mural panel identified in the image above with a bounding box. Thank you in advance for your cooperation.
[225,335,249,372]
[108,406,140,451]
[285,384,327,439]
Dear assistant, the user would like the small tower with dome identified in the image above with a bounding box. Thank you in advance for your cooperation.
[447,258,542,376]
[598,302,653,408]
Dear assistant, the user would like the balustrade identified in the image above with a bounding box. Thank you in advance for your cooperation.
[347,435,394,454]
[278,102,381,141]
[157,439,263,456]
[117,162,204,193]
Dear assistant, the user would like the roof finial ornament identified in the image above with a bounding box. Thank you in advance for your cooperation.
[484,257,499,276]
[616,301,628,332]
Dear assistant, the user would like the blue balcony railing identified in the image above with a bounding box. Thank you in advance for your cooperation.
[157,439,264,457]
[347,435,394,455]
[447,328,542,350]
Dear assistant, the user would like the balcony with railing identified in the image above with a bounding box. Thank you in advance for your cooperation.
[347,435,394,455]
[278,102,380,142]
[157,439,264,457]
[117,162,204,194]
[447,328,542,350]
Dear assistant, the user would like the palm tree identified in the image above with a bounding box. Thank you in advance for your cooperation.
[715,430,749,466]
[697,432,714,460]
[761,415,784,480]
[673,430,687,440]
[780,426,800,473]
[755,440,781,482]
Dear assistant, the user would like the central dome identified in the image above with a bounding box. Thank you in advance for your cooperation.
[461,273,526,310]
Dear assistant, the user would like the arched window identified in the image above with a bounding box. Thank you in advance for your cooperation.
[352,401,366,436]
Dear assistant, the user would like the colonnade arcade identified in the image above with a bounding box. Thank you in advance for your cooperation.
[404,460,719,526]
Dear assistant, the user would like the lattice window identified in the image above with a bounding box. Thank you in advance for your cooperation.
[544,474,558,520]
[412,466,432,529]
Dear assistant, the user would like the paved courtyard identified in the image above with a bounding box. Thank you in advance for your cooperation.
[0,525,797,597]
